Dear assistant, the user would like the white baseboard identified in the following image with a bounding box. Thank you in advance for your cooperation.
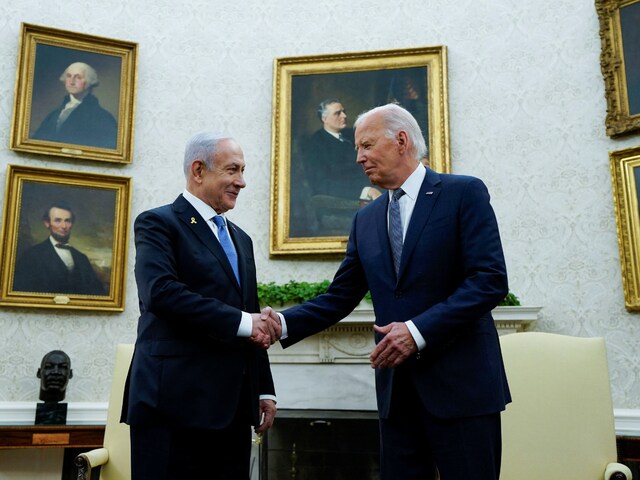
[614,408,640,437]
[0,402,108,425]
[1,402,639,437]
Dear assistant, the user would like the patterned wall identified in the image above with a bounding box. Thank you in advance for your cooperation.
[0,0,638,410]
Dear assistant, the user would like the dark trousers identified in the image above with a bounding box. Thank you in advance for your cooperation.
[379,371,502,480]
[130,420,252,480]
[130,377,254,480]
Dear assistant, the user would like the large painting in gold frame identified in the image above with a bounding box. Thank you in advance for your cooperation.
[596,0,640,137]
[611,146,640,311]
[10,23,138,163]
[0,165,132,311]
[270,46,450,256]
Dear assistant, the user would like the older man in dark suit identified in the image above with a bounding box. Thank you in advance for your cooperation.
[122,132,281,480]
[267,103,510,480]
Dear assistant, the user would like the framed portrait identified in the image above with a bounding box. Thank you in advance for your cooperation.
[596,0,640,137]
[610,146,640,311]
[10,23,138,163]
[269,46,450,256]
[0,165,132,311]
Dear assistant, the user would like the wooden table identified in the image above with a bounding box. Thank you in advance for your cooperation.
[0,425,104,449]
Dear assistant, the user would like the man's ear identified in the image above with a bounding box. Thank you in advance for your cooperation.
[190,160,206,182]
[68,369,73,379]
[396,130,409,154]
[36,368,42,379]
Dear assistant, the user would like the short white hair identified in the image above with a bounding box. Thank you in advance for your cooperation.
[59,62,99,87]
[354,103,427,161]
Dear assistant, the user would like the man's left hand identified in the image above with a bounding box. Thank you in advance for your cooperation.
[255,399,277,434]
[370,322,417,369]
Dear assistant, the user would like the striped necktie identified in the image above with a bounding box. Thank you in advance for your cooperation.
[389,188,405,276]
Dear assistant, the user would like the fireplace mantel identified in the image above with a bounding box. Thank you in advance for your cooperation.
[269,305,541,364]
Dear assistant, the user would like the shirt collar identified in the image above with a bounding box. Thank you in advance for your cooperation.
[67,95,83,106]
[388,163,426,201]
[49,236,67,248]
[182,189,223,223]
[324,128,341,140]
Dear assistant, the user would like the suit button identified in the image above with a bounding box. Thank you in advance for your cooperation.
[394,290,403,299]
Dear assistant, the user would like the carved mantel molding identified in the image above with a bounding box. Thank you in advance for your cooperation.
[269,305,541,364]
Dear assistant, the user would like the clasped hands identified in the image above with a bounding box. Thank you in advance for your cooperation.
[250,307,417,369]
[249,307,281,349]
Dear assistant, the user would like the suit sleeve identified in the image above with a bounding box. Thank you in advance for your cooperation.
[280,213,369,347]
[134,209,243,343]
[412,177,508,344]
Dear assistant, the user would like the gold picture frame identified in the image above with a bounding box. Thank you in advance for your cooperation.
[270,46,450,256]
[10,23,138,163]
[596,0,640,137]
[0,165,132,311]
[611,146,640,310]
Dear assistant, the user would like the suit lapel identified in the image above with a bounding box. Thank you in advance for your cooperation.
[227,220,248,295]
[172,195,241,292]
[398,169,442,280]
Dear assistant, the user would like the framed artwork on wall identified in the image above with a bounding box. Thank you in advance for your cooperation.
[596,0,640,137]
[611,146,640,311]
[0,165,132,311]
[10,23,138,163]
[269,46,450,256]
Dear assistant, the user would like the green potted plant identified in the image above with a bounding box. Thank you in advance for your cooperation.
[257,280,521,307]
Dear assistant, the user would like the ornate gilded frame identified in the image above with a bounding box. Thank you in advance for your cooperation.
[10,23,138,163]
[611,146,640,310]
[0,165,132,311]
[596,0,640,137]
[270,46,450,256]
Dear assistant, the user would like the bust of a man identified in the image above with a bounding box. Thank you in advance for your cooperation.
[37,350,73,403]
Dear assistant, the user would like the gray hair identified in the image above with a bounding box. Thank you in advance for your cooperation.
[59,62,99,87]
[354,103,427,161]
[183,131,232,177]
[316,98,341,121]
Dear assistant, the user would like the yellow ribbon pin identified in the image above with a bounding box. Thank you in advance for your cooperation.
[190,217,197,224]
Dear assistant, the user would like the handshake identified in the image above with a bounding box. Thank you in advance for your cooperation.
[249,307,281,349]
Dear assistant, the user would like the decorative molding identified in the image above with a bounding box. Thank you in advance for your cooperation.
[0,402,107,426]
[270,306,541,364]
[614,409,640,436]
[0,402,638,437]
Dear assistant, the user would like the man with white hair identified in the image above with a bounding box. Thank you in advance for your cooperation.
[33,61,117,149]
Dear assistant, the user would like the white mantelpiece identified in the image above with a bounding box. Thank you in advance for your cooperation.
[268,305,541,365]
[268,305,540,411]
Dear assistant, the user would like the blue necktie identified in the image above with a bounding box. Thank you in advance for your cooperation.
[212,215,240,284]
[389,188,405,276]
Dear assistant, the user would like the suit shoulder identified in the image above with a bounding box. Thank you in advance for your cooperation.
[436,171,482,184]
[435,172,488,191]
[17,239,51,259]
[137,204,173,219]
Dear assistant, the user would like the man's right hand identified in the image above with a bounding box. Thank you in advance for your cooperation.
[249,308,282,349]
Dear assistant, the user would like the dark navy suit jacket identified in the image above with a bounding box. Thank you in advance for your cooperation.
[281,167,511,419]
[122,194,274,429]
